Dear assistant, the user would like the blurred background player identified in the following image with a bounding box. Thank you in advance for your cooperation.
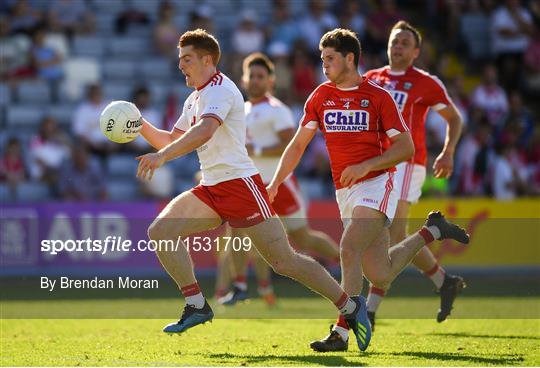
[217,52,340,307]
[363,21,465,329]
[135,29,368,345]
[268,28,470,352]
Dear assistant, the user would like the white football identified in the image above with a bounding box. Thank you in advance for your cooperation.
[100,100,143,143]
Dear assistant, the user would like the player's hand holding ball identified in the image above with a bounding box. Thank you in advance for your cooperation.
[100,100,142,143]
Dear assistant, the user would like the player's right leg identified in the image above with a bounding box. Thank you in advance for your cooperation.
[311,206,386,352]
[148,190,222,333]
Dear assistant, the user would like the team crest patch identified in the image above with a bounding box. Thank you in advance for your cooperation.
[404,82,413,90]
[361,99,369,107]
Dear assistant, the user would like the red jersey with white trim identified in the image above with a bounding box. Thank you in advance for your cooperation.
[364,66,452,166]
[300,79,409,190]
[174,71,258,185]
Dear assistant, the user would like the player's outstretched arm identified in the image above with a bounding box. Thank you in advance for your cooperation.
[267,126,316,201]
[433,102,463,179]
[160,117,220,161]
[340,132,414,188]
[135,117,219,180]
[140,117,183,150]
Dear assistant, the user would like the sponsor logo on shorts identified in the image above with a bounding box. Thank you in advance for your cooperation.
[362,198,378,204]
[246,212,261,220]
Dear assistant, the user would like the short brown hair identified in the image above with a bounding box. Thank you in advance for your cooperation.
[178,29,221,65]
[319,28,361,67]
[391,21,422,48]
[242,52,275,76]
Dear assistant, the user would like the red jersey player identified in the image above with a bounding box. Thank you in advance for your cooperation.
[364,21,465,330]
[268,28,469,352]
[135,29,369,344]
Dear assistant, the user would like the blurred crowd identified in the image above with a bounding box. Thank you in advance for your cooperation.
[0,0,538,202]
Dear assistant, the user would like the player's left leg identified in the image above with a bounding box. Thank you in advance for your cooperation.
[149,190,222,334]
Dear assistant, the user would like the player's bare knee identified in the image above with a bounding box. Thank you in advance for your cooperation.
[148,219,167,241]
[148,218,188,241]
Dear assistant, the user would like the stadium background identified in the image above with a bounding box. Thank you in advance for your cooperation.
[1,0,539,366]
[1,0,539,315]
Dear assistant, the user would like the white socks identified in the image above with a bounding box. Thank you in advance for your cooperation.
[185,292,205,309]
[338,298,357,315]
[333,325,349,341]
[427,225,441,240]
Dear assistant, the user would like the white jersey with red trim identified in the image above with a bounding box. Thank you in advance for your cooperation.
[245,96,295,183]
[174,71,258,185]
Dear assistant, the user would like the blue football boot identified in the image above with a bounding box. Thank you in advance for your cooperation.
[163,300,214,333]
[344,295,372,351]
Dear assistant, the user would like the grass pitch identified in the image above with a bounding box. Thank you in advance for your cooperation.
[1,297,539,366]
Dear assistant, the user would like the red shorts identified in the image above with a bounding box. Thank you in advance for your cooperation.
[271,175,303,216]
[191,174,276,228]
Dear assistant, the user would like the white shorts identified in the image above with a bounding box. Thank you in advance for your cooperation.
[336,172,397,226]
[394,162,426,204]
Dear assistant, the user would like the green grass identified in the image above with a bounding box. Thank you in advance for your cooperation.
[1,297,539,366]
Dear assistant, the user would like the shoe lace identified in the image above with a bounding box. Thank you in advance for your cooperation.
[177,304,196,324]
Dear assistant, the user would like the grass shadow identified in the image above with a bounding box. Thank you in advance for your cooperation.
[367,350,525,365]
[209,352,365,366]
